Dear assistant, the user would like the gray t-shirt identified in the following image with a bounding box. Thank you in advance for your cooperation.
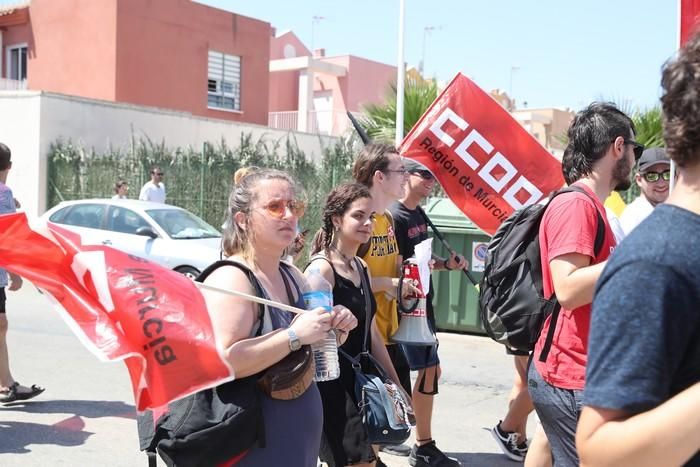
[586,204,700,466]
[0,182,16,287]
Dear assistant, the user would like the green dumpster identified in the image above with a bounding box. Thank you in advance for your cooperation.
[424,197,491,334]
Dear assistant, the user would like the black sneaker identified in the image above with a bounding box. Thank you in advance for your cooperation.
[409,440,461,467]
[380,443,411,457]
[490,421,525,462]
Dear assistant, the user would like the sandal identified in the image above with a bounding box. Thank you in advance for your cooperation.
[0,382,45,403]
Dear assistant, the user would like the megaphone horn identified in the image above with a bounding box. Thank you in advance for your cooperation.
[391,259,437,346]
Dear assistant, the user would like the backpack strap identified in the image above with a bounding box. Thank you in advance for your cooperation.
[196,260,266,337]
[538,186,607,363]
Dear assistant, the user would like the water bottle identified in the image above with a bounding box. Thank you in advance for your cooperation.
[303,266,340,381]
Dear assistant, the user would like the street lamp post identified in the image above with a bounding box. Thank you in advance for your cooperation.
[509,65,520,109]
[395,0,405,146]
[311,15,325,53]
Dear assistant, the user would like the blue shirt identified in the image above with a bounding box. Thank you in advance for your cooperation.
[586,204,700,466]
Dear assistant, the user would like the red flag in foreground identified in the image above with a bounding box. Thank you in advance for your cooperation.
[681,0,700,46]
[399,73,564,235]
[0,213,233,411]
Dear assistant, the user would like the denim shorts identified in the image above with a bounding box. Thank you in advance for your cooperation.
[527,361,583,467]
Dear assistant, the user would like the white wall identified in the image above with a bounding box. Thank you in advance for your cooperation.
[0,91,338,217]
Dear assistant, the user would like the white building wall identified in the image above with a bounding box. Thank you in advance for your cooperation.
[0,91,337,217]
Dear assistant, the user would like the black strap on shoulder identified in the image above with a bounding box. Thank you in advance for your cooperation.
[197,260,266,336]
[538,186,607,363]
[305,254,337,274]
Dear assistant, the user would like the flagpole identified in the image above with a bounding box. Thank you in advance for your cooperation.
[395,0,406,147]
[193,281,306,315]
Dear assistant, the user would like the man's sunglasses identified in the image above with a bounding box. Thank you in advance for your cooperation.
[259,198,306,219]
[410,170,434,180]
[624,139,646,160]
[153,172,164,176]
[642,170,671,183]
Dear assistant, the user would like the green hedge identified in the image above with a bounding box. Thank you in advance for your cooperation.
[47,133,362,250]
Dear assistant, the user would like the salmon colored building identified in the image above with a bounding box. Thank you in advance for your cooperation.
[268,31,397,136]
[0,0,271,125]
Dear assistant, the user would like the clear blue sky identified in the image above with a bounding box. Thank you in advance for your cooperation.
[196,0,677,112]
[0,0,677,111]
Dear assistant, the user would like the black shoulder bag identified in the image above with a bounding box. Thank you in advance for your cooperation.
[339,258,415,445]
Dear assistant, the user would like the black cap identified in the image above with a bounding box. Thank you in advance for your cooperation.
[637,147,670,173]
[403,159,430,173]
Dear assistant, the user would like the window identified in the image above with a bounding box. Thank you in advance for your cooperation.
[108,206,151,235]
[58,204,106,230]
[207,50,241,111]
[6,44,27,81]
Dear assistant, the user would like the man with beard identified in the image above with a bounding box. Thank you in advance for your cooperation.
[527,102,641,466]
[619,147,671,235]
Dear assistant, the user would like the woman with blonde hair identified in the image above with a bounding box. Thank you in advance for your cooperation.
[201,169,357,466]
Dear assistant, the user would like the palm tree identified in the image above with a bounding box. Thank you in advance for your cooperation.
[360,74,438,143]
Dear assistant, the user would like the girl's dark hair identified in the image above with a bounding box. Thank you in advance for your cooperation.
[661,32,700,168]
[352,143,397,187]
[309,183,372,256]
[221,169,299,258]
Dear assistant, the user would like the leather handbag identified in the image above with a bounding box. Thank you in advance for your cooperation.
[339,258,415,445]
[258,345,314,400]
[256,263,315,400]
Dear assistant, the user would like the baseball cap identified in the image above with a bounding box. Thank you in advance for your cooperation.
[403,159,430,173]
[637,147,670,173]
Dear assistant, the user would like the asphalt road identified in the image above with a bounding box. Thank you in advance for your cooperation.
[0,285,532,466]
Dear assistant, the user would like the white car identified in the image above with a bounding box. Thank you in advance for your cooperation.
[40,199,223,279]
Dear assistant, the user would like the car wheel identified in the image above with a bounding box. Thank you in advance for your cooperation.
[175,266,200,280]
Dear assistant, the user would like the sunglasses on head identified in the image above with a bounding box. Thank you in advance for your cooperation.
[623,139,645,160]
[642,170,671,183]
[259,198,306,219]
[410,169,434,180]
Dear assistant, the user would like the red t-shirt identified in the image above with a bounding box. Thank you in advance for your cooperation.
[533,183,617,390]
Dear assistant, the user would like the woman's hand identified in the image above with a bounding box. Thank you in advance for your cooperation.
[290,307,334,345]
[330,305,357,345]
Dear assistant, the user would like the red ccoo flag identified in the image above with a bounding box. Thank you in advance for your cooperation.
[399,73,564,235]
[681,0,700,46]
[0,213,234,411]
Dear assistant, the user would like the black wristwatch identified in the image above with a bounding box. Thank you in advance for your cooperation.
[287,328,301,351]
[443,258,453,270]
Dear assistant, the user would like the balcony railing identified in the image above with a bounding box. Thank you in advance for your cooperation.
[0,78,27,91]
[268,110,363,137]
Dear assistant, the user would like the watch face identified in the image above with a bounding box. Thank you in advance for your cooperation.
[288,329,301,351]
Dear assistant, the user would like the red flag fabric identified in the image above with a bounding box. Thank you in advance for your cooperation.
[0,213,233,411]
[399,73,564,235]
[681,0,700,46]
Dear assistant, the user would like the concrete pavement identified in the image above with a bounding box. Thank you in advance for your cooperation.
[0,285,533,466]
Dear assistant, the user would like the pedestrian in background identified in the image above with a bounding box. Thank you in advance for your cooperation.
[139,167,166,203]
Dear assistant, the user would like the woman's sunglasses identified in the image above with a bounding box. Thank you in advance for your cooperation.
[642,170,671,183]
[259,199,306,219]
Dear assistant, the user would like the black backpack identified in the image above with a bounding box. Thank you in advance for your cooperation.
[478,186,605,362]
[136,260,269,467]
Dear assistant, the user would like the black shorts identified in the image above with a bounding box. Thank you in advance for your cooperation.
[505,346,530,356]
[0,287,5,314]
[385,343,412,395]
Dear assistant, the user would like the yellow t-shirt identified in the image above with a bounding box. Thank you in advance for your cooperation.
[361,212,400,344]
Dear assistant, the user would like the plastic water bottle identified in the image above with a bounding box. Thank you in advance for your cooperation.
[303,266,340,382]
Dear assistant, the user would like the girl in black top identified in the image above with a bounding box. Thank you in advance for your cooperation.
[305,183,405,467]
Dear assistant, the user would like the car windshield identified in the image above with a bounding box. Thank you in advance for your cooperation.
[146,208,220,239]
